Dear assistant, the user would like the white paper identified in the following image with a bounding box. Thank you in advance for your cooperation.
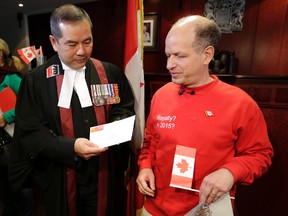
[89,115,135,148]
[185,192,234,216]
[4,123,14,137]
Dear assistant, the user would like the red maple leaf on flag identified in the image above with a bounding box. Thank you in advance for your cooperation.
[176,159,189,173]
[27,52,33,58]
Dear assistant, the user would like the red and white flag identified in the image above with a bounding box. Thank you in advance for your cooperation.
[36,46,45,65]
[170,145,196,190]
[124,0,145,150]
[17,46,37,64]
[124,0,145,215]
[35,46,43,56]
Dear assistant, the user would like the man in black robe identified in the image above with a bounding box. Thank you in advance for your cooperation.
[8,4,135,216]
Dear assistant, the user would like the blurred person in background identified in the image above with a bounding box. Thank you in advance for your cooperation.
[0,38,34,216]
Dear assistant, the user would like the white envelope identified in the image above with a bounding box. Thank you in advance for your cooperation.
[89,115,135,148]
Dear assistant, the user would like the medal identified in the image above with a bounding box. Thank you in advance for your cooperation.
[91,84,103,106]
[90,83,120,106]
[96,85,105,106]
[196,204,212,216]
[101,84,109,105]
[91,85,100,106]
[113,84,121,104]
[106,84,114,104]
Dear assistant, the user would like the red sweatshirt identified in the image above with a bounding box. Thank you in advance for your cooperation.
[138,75,273,215]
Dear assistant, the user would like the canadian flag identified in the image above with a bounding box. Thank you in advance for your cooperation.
[35,46,45,65]
[124,0,145,149]
[17,46,37,64]
[35,46,43,56]
[124,0,145,215]
[170,145,196,190]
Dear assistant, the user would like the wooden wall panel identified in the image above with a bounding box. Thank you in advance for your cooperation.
[279,2,288,74]
[252,0,288,75]
[143,0,288,75]
[236,107,288,216]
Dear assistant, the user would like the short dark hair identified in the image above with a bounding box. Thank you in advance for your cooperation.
[50,4,93,41]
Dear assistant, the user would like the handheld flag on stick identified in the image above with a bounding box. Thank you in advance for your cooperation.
[17,46,37,64]
[36,46,45,66]
[170,145,196,190]
[17,45,44,65]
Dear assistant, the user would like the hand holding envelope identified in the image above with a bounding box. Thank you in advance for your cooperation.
[74,137,108,160]
[89,115,135,148]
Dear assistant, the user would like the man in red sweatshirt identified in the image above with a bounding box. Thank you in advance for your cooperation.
[136,15,273,216]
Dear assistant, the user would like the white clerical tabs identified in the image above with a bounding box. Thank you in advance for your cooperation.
[89,115,135,148]
[170,145,196,190]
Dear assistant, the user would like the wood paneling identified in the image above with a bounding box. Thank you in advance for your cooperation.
[279,2,288,73]
[143,0,288,75]
[252,0,288,75]
[236,107,288,216]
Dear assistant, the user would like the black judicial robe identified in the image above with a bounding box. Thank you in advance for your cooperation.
[8,55,135,216]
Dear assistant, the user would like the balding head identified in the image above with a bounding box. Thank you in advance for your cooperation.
[169,15,221,53]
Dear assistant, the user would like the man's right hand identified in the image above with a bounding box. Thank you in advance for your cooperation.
[74,138,108,160]
[136,168,156,197]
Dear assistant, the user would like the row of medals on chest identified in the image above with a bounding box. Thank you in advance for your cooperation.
[90,84,120,106]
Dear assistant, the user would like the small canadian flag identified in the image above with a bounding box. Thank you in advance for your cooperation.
[17,46,37,64]
[170,145,196,190]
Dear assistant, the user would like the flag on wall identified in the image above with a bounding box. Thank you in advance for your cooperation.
[17,46,37,64]
[124,0,145,215]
